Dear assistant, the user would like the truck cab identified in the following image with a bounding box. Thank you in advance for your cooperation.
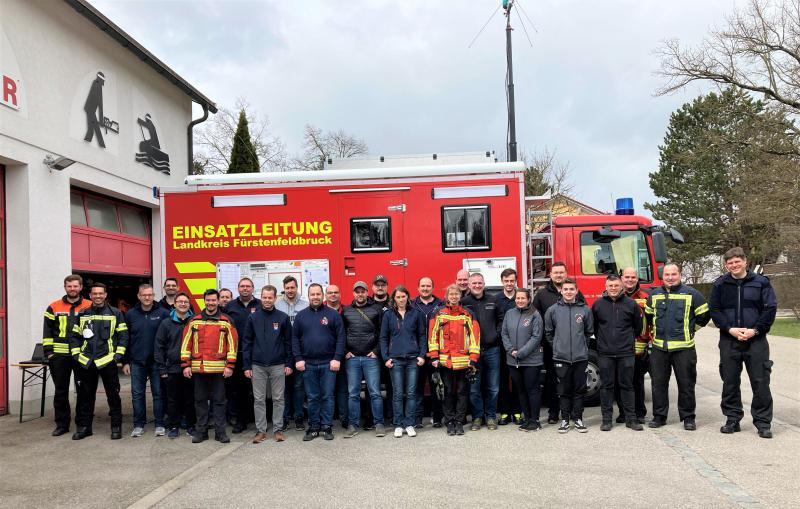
[527,206,682,405]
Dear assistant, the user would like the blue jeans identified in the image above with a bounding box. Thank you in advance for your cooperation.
[283,371,305,422]
[469,346,501,421]
[303,362,337,430]
[335,362,349,425]
[346,356,384,427]
[131,361,164,428]
[389,358,419,428]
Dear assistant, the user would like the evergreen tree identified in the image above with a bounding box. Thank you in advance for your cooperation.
[646,88,795,266]
[227,109,260,173]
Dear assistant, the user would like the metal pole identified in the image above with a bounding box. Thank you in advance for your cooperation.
[506,3,517,162]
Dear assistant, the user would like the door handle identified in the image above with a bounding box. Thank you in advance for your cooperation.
[389,259,408,267]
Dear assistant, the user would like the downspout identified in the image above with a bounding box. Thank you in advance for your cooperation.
[187,103,210,175]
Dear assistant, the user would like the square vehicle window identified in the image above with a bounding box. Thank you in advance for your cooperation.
[579,230,653,282]
[350,217,391,252]
[441,205,491,251]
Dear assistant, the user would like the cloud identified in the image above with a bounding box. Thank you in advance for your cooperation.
[92,0,736,214]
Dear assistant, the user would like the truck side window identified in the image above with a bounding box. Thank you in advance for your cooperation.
[579,230,653,282]
[441,205,491,251]
[350,217,391,252]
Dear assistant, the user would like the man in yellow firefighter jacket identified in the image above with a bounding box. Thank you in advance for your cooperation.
[43,274,91,436]
[70,282,128,440]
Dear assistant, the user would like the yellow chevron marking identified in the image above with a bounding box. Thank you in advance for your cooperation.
[184,278,217,295]
[174,262,216,274]
[195,299,205,310]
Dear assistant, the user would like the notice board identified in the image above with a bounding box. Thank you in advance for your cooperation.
[217,259,330,299]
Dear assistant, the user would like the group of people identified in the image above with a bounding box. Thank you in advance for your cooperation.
[41,246,778,443]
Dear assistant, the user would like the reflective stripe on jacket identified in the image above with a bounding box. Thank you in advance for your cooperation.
[427,304,480,370]
[180,311,238,373]
[43,296,91,356]
[645,283,710,351]
[625,286,653,357]
[70,304,129,368]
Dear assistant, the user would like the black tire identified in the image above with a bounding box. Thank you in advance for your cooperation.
[584,349,601,407]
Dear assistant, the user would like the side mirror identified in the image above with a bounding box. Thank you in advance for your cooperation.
[652,231,668,263]
[657,265,664,279]
[666,228,684,244]
[592,226,621,243]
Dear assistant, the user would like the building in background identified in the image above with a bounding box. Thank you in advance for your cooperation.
[0,0,216,414]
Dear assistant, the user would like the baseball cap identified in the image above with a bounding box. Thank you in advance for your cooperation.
[353,281,368,291]
[372,274,388,284]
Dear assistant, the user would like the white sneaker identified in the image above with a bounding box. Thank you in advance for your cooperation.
[405,426,417,437]
[393,427,403,438]
[154,426,166,437]
[130,426,144,438]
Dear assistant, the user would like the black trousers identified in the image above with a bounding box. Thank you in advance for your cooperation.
[541,341,560,418]
[617,355,649,420]
[555,360,588,420]
[441,368,470,424]
[165,373,196,430]
[75,362,121,429]
[719,337,773,429]
[415,362,443,424]
[49,355,76,429]
[194,373,226,434]
[650,347,697,422]
[225,354,253,425]
[600,355,634,422]
[498,360,521,416]
[508,365,542,422]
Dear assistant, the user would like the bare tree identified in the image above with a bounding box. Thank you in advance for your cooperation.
[520,147,575,197]
[657,0,800,115]
[292,124,368,171]
[194,98,287,174]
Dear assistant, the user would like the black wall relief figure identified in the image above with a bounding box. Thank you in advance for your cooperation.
[83,71,118,148]
[136,113,170,174]
[83,71,106,147]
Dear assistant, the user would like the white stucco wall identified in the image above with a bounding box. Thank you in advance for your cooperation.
[0,0,204,413]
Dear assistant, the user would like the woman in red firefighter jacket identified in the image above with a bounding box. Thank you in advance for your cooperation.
[428,284,480,436]
[180,289,237,443]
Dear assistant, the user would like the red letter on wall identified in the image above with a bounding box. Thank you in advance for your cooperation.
[2,76,18,109]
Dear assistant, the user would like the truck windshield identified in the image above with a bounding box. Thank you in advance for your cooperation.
[580,230,653,282]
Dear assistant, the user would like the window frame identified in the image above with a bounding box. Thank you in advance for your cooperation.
[70,189,151,240]
[440,204,492,252]
[578,229,654,283]
[349,216,393,253]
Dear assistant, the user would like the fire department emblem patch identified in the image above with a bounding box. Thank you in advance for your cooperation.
[523,319,531,327]
[273,322,279,330]
[575,314,583,323]
[321,317,329,325]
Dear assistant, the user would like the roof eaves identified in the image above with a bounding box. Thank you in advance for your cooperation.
[63,0,218,113]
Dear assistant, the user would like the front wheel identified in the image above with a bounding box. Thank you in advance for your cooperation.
[584,349,601,407]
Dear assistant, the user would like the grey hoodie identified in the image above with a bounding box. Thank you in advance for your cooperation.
[501,306,544,367]
[544,299,593,363]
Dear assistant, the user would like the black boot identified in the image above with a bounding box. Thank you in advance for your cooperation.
[72,427,93,440]
[110,426,122,440]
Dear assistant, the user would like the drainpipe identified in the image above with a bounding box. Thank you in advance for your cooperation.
[187,103,210,175]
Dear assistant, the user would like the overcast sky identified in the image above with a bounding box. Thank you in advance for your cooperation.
[93,0,737,215]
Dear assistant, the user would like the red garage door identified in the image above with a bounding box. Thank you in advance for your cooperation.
[70,189,152,276]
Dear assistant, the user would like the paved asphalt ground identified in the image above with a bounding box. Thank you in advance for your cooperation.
[1,327,798,508]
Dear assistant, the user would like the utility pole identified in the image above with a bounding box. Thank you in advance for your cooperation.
[504,1,517,162]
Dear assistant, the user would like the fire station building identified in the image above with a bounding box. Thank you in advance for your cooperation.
[0,0,216,414]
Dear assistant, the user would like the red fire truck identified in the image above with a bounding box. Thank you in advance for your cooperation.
[159,152,681,403]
